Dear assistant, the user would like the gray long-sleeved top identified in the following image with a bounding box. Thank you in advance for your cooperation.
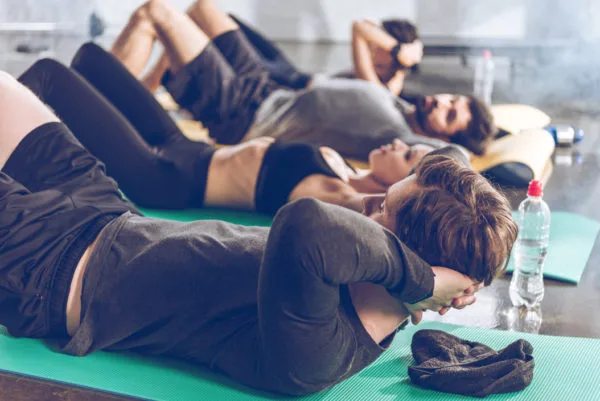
[246,78,447,159]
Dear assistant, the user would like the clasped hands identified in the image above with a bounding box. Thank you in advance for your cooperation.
[404,266,482,325]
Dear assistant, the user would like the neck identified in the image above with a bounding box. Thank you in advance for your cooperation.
[404,108,428,137]
[405,108,448,142]
[348,171,389,194]
[337,192,366,212]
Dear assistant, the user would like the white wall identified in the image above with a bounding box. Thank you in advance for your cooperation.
[1,0,598,43]
[417,0,527,39]
[589,0,600,40]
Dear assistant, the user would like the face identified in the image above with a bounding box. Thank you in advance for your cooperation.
[368,139,433,185]
[361,175,420,232]
[414,94,471,138]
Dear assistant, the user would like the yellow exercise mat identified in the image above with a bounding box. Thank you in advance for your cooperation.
[156,91,179,111]
[471,128,555,184]
[176,120,210,142]
[174,118,555,186]
[491,104,552,135]
[167,95,555,186]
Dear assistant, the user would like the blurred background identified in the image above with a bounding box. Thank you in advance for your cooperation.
[1,0,600,117]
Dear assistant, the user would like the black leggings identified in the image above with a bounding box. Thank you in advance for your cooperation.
[18,47,215,209]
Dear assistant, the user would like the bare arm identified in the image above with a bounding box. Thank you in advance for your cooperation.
[351,19,418,94]
[353,19,398,54]
[351,21,382,84]
[385,69,407,96]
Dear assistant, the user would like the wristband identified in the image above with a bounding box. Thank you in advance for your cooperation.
[389,43,407,69]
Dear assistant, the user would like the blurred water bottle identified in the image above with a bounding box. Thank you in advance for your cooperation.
[509,180,551,309]
[473,50,494,106]
[544,125,584,147]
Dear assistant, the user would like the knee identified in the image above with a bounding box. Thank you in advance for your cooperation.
[18,58,71,93]
[0,70,15,82]
[72,42,104,68]
[128,1,156,29]
[0,71,25,107]
[138,0,175,26]
[21,58,67,80]
[0,70,19,90]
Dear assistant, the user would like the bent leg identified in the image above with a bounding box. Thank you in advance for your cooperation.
[139,2,272,92]
[186,0,268,76]
[141,51,170,93]
[114,0,210,75]
[186,0,237,40]
[72,42,184,147]
[0,71,59,170]
[109,3,157,77]
[0,126,136,337]
[18,59,212,208]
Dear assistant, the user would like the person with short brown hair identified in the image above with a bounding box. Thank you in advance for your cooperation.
[395,153,517,285]
[453,95,497,155]
[101,0,494,159]
[0,67,518,395]
[360,152,518,323]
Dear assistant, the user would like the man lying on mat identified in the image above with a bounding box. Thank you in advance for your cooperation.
[0,72,517,395]
[21,52,436,214]
[103,0,495,159]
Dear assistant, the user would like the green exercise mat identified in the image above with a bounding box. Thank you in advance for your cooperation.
[139,207,273,226]
[1,322,599,401]
[507,211,600,284]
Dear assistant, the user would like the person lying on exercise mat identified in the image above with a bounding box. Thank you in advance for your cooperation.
[143,14,423,96]
[0,71,517,395]
[107,0,495,159]
[20,51,435,214]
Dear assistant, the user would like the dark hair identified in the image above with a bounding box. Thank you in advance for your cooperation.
[381,19,419,44]
[450,96,496,155]
[393,154,518,285]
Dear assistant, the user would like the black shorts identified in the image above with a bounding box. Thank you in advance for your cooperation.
[0,122,138,338]
[162,30,281,145]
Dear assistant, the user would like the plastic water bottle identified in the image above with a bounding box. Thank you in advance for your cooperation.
[544,125,584,147]
[473,50,494,106]
[509,180,551,309]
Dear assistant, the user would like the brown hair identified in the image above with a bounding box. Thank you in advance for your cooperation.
[392,154,518,285]
[381,19,420,72]
[381,19,419,44]
[451,96,496,156]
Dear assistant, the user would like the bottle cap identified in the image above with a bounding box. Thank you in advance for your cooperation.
[483,49,492,59]
[574,128,585,143]
[527,180,543,197]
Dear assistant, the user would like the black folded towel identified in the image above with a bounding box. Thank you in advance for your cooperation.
[408,329,534,397]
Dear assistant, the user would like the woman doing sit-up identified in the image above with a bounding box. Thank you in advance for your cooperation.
[19,45,435,214]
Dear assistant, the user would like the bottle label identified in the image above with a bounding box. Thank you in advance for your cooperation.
[556,126,575,145]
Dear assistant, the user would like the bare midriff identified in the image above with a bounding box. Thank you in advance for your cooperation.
[65,229,104,336]
[203,137,273,209]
